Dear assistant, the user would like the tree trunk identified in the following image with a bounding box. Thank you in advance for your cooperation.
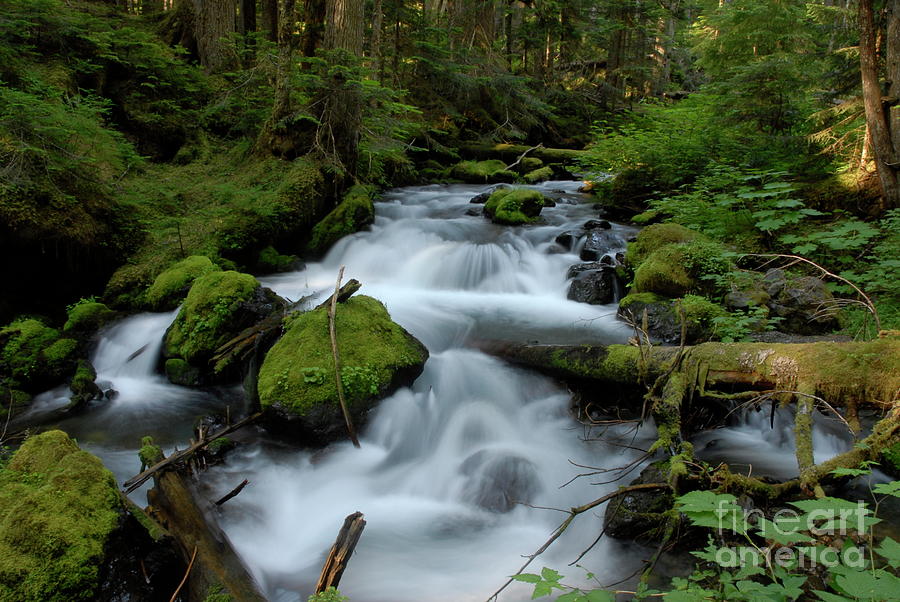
[301,0,327,58]
[370,0,384,79]
[255,0,301,156]
[860,0,900,211]
[237,0,256,37]
[325,0,365,54]
[260,0,278,42]
[192,0,238,73]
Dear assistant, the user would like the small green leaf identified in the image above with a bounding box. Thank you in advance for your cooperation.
[512,573,542,584]
[876,536,900,568]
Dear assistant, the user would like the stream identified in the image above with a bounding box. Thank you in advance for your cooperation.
[27,181,855,601]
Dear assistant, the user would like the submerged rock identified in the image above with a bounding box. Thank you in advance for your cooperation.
[459,450,539,513]
[258,295,428,444]
[0,430,180,600]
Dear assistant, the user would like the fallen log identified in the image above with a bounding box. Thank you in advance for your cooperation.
[123,412,262,493]
[148,471,265,601]
[315,512,366,594]
[457,142,587,164]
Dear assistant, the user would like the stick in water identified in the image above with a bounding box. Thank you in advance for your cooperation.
[329,266,361,448]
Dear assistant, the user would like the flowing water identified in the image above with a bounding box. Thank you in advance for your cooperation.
[31,181,856,601]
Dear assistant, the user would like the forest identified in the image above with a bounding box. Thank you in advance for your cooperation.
[0,0,899,601]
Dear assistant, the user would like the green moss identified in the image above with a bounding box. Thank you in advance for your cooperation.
[256,246,297,273]
[138,436,163,471]
[0,386,31,419]
[632,240,731,298]
[258,295,428,417]
[145,256,221,310]
[69,360,98,403]
[63,302,116,333]
[164,358,201,386]
[206,437,235,455]
[679,295,727,328]
[520,157,544,172]
[483,188,545,225]
[627,223,703,267]
[523,166,553,184]
[307,185,376,256]
[164,271,260,365]
[0,430,123,601]
[450,160,518,184]
[0,319,78,391]
[619,292,669,311]
[882,441,900,474]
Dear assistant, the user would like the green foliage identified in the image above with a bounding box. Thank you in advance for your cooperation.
[163,271,259,366]
[308,587,347,602]
[0,319,77,391]
[257,295,427,417]
[63,300,115,333]
[0,430,123,601]
[307,185,376,256]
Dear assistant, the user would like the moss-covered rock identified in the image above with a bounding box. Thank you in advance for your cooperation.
[0,431,122,600]
[164,358,201,386]
[617,293,727,345]
[306,185,376,257]
[0,385,30,420]
[258,295,428,443]
[632,239,732,298]
[63,301,116,334]
[519,157,544,172]
[164,271,285,372]
[483,188,545,225]
[450,160,518,184]
[523,166,553,184]
[0,319,78,392]
[627,223,702,267]
[145,255,221,311]
[68,359,100,410]
[255,246,299,273]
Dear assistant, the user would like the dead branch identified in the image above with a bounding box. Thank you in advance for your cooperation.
[315,512,367,593]
[329,266,360,448]
[214,479,249,506]
[505,143,544,171]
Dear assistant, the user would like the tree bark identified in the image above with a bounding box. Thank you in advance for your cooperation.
[860,0,900,211]
[325,0,365,54]
[260,0,279,42]
[301,0,327,58]
[255,0,301,155]
[192,0,238,73]
[237,0,256,37]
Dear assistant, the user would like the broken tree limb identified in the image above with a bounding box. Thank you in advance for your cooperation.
[457,142,587,164]
[214,479,249,506]
[148,471,266,601]
[315,278,362,310]
[328,267,361,448]
[505,143,544,171]
[123,412,262,493]
[315,512,367,594]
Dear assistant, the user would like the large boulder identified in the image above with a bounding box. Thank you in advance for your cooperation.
[626,223,701,267]
[144,255,221,311]
[0,431,180,600]
[567,263,620,305]
[164,271,286,376]
[483,188,546,225]
[617,293,726,345]
[762,269,841,334]
[258,295,428,444]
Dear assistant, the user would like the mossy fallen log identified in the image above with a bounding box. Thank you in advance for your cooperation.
[457,142,587,164]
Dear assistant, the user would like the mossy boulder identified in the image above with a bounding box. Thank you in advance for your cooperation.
[483,188,545,225]
[306,185,376,257]
[145,255,221,311]
[603,460,674,543]
[63,302,116,334]
[0,430,179,600]
[258,295,428,444]
[68,359,101,410]
[519,157,544,173]
[0,319,78,392]
[164,358,201,386]
[164,271,286,373]
[255,246,300,273]
[450,160,518,184]
[523,166,554,184]
[627,223,703,267]
[618,293,727,345]
[632,239,732,298]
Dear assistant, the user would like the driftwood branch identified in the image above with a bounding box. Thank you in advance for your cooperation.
[505,143,544,171]
[315,511,367,593]
[214,479,249,506]
[123,412,262,493]
[328,266,361,448]
[486,483,670,601]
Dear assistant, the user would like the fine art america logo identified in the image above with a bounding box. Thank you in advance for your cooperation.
[710,497,871,569]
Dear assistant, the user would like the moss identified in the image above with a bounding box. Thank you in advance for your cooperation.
[206,437,235,455]
[258,295,428,418]
[619,292,669,311]
[483,188,545,225]
[164,358,201,386]
[627,223,703,267]
[523,166,553,184]
[256,246,297,273]
[164,271,260,365]
[138,436,164,471]
[520,157,543,172]
[0,430,123,601]
[0,386,31,419]
[145,256,221,310]
[450,160,518,184]
[306,185,376,256]
[0,319,78,391]
[63,302,116,333]
[69,359,99,405]
[632,246,697,297]
[881,441,900,475]
[679,295,727,329]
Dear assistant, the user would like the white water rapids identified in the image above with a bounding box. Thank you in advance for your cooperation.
[31,181,854,601]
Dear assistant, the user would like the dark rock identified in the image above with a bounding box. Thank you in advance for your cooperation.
[603,461,674,542]
[554,230,584,250]
[459,450,539,513]
[583,219,611,230]
[599,255,614,266]
[579,230,625,261]
[542,198,557,207]
[165,358,201,386]
[465,207,482,216]
[724,288,770,312]
[762,269,841,334]
[545,243,568,255]
[469,192,491,204]
[615,252,626,264]
[567,265,620,305]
